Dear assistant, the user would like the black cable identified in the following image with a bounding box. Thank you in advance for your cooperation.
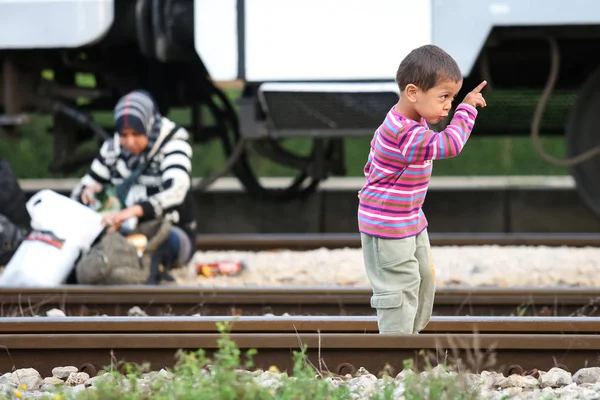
[50,101,111,141]
[531,36,600,166]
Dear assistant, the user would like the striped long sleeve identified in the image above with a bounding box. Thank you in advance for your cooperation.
[357,103,479,240]
[397,103,477,163]
[70,140,116,202]
[138,135,192,219]
[70,122,196,231]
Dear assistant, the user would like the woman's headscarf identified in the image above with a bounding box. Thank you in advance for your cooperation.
[113,90,163,168]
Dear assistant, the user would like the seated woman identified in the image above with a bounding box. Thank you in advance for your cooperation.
[71,90,197,283]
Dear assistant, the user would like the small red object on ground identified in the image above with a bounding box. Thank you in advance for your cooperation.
[196,260,246,277]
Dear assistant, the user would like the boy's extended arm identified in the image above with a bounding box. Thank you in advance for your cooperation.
[397,103,478,163]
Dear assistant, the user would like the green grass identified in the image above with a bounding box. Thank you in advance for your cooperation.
[0,117,570,179]
[0,72,572,179]
[0,323,486,400]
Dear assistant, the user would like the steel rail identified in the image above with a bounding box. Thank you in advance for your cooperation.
[1,329,598,378]
[194,232,600,250]
[1,315,599,334]
[1,286,599,317]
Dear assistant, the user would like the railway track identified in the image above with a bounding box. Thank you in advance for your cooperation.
[1,316,598,378]
[2,286,599,317]
[194,232,600,250]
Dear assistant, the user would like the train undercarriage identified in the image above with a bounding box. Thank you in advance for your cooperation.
[2,1,600,216]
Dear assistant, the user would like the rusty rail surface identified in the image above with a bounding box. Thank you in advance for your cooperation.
[195,232,600,250]
[1,286,599,317]
[2,315,599,334]
[1,316,599,378]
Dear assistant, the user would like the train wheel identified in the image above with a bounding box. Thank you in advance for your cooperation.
[196,84,345,202]
[566,66,600,218]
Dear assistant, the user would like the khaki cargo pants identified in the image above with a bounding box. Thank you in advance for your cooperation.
[361,229,436,334]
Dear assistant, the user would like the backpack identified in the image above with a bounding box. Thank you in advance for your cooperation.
[75,219,172,285]
[0,159,32,265]
[0,159,31,230]
[0,214,28,266]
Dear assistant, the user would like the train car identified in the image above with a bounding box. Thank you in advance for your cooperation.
[1,0,600,213]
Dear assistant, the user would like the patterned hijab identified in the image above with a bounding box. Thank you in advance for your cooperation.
[113,90,163,168]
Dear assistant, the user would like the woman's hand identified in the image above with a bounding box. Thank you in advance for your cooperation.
[102,205,144,232]
[81,183,103,205]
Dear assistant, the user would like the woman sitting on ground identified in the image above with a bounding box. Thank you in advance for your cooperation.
[71,90,197,283]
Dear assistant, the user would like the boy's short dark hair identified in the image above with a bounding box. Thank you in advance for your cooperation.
[395,45,463,92]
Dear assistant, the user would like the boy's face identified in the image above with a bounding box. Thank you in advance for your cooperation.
[413,79,463,124]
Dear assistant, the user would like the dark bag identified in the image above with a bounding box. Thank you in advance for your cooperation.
[0,159,31,265]
[0,214,28,266]
[0,159,30,230]
[75,219,172,285]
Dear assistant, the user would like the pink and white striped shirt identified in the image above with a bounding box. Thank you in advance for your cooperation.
[358,103,478,239]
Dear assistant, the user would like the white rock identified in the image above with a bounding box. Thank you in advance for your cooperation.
[72,384,86,394]
[40,383,60,392]
[498,386,522,396]
[463,373,484,387]
[65,372,90,386]
[9,368,43,390]
[45,308,66,317]
[43,377,64,385]
[18,390,48,398]
[52,366,78,379]
[158,368,174,380]
[540,367,572,388]
[324,376,344,387]
[257,378,281,390]
[127,306,148,316]
[494,374,538,389]
[573,367,600,384]
[254,371,281,382]
[84,376,101,387]
[481,371,505,389]
[392,382,405,399]
[136,377,153,394]
[0,383,14,394]
[0,373,15,388]
[395,369,415,381]
[13,362,600,399]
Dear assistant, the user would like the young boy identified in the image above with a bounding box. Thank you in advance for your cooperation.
[358,44,487,334]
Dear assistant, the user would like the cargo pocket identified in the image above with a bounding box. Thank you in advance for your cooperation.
[370,292,403,310]
[371,292,414,334]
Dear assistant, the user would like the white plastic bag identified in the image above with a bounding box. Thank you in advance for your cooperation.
[0,190,104,287]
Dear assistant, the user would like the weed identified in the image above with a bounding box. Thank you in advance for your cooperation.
[0,324,513,399]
